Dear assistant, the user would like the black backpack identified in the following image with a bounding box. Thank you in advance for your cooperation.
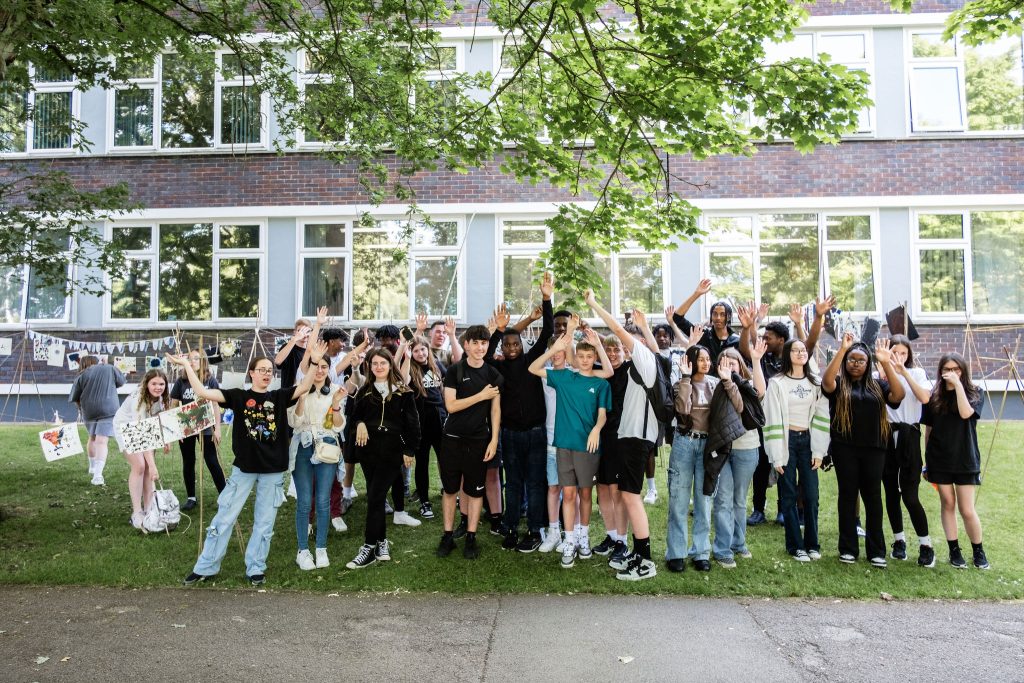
[628,353,675,427]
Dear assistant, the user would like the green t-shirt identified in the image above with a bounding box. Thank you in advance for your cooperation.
[546,368,612,452]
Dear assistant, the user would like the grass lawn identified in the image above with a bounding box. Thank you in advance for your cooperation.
[1,423,1021,599]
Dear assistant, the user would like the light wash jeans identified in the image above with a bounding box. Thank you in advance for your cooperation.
[712,447,760,561]
[292,443,339,551]
[666,434,712,561]
[193,466,286,577]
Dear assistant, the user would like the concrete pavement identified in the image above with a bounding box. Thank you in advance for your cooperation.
[1,586,1021,682]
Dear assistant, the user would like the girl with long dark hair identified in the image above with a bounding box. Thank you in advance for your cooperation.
[346,348,421,569]
[169,349,226,511]
[763,338,830,562]
[401,335,447,519]
[822,332,905,568]
[921,352,989,569]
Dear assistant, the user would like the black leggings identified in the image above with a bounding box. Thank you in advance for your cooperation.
[357,433,404,544]
[882,427,929,539]
[179,433,226,498]
[415,408,444,503]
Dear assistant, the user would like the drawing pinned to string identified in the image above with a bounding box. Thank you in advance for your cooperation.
[39,424,84,462]
[46,344,66,368]
[116,416,164,453]
[159,400,216,443]
[66,351,81,371]
[113,356,136,375]
[33,338,49,361]
[0,337,11,356]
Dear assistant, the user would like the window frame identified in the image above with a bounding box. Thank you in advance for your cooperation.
[295,218,352,319]
[102,220,267,327]
[700,210,882,318]
[1,64,80,156]
[495,215,552,314]
[0,244,75,329]
[295,49,349,147]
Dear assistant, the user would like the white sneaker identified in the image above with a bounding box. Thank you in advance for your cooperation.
[577,534,592,559]
[616,554,657,581]
[808,549,822,561]
[331,516,347,532]
[393,511,421,527]
[539,531,561,553]
[643,490,658,505]
[90,473,105,486]
[793,550,811,562]
[560,541,577,569]
[315,548,329,568]
[296,549,316,571]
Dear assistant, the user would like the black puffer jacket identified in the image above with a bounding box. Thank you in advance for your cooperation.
[351,384,421,459]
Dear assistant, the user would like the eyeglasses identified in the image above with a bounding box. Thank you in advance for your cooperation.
[252,368,274,375]
[941,366,962,373]
[846,358,868,366]
[790,349,808,356]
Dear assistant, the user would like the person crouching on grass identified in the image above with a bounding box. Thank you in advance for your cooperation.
[169,343,325,587]
[345,349,420,569]
[529,331,612,568]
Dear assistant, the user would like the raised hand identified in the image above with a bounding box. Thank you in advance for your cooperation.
[550,333,571,353]
[756,302,770,323]
[494,303,511,331]
[540,271,554,300]
[444,316,457,337]
[583,288,597,308]
[841,330,855,350]
[164,353,188,368]
[664,304,676,321]
[566,313,581,336]
[631,308,648,329]
[529,305,543,322]
[309,340,328,363]
[693,278,712,297]
[333,385,348,404]
[736,301,755,329]
[316,306,328,326]
[751,336,768,361]
[415,312,428,333]
[686,324,704,349]
[717,360,732,381]
[678,353,692,377]
[815,294,836,317]
[486,316,497,336]
[788,303,803,327]
[582,328,601,345]
[874,338,893,365]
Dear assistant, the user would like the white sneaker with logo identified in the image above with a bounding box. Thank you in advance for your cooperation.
[315,547,329,568]
[616,554,657,581]
[643,490,658,505]
[331,516,348,532]
[296,549,316,571]
[539,531,561,553]
[394,511,421,527]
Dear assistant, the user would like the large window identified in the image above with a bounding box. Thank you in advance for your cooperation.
[913,210,1024,319]
[908,30,1024,132]
[106,222,265,323]
[109,52,267,150]
[496,216,667,318]
[0,232,72,325]
[0,65,78,154]
[702,212,880,316]
[298,217,463,322]
[762,31,875,133]
[296,50,349,145]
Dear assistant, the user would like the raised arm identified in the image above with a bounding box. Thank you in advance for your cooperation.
[291,341,327,401]
[873,339,906,405]
[737,301,757,362]
[528,334,569,378]
[896,363,933,404]
[805,294,834,354]
[664,305,685,345]
[488,303,511,361]
[788,303,807,343]
[673,278,712,335]
[523,272,555,361]
[299,306,329,376]
[584,328,614,379]
[585,289,633,353]
[631,308,660,354]
[165,354,226,404]
[822,331,854,393]
[445,316,463,364]
[749,336,768,399]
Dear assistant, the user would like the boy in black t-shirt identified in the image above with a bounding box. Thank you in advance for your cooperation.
[168,344,324,587]
[436,325,504,560]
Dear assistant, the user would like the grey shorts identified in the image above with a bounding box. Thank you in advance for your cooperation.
[556,448,599,488]
[85,419,115,438]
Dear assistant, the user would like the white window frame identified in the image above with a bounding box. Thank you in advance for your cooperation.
[102,221,267,327]
[701,210,882,317]
[495,215,552,314]
[295,49,349,147]
[492,37,552,142]
[295,218,352,319]
[906,28,1024,135]
[1,65,80,156]
[106,52,269,152]
[410,42,465,111]
[0,243,74,329]
[910,207,1024,323]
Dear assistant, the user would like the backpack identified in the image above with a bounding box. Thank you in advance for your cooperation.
[628,352,675,427]
[142,484,180,534]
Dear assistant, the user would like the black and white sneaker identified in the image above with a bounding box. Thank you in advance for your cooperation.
[452,517,469,540]
[376,539,392,561]
[346,544,377,569]
[593,535,616,557]
[515,533,542,553]
[608,542,630,570]
[973,548,991,570]
[501,529,518,550]
[182,572,213,586]
[419,501,434,519]
[918,545,936,568]
[869,556,887,569]
[247,574,266,586]
[891,539,907,561]
[950,546,968,569]
[616,554,657,581]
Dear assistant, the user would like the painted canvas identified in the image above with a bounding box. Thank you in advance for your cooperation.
[113,356,136,375]
[0,337,11,356]
[159,400,216,443]
[116,416,164,453]
[47,344,65,367]
[33,339,49,361]
[39,424,84,462]
[66,351,81,371]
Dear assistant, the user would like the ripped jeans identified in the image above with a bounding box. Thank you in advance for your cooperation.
[192,467,286,577]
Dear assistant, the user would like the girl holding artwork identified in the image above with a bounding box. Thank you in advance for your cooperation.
[69,355,126,486]
[169,349,226,511]
[113,368,170,531]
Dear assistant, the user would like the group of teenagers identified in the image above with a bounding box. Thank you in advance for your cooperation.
[70,274,991,586]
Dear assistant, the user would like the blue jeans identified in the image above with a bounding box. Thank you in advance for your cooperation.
[501,426,548,534]
[712,447,759,560]
[666,434,712,561]
[293,443,339,550]
[193,466,286,577]
[778,431,820,554]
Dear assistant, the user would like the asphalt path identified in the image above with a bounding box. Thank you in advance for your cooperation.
[1,587,1021,682]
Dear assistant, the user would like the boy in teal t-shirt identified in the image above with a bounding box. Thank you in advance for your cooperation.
[529,332,611,567]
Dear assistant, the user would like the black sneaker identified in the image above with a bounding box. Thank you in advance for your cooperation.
[891,539,907,561]
[608,542,630,570]
[247,574,266,586]
[182,572,213,586]
[463,535,480,560]
[419,501,434,519]
[436,534,457,558]
[918,545,936,568]
[452,517,468,540]
[593,535,616,556]
[950,545,968,569]
[347,543,377,569]
[488,515,503,537]
[666,558,686,573]
[973,548,991,570]
[408,491,420,504]
[515,532,542,553]
[181,498,197,511]
[501,528,519,550]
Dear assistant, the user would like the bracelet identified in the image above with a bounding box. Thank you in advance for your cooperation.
[330,406,341,412]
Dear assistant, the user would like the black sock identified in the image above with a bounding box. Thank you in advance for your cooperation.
[466,531,476,542]
[633,536,651,560]
[442,530,453,540]
[971,542,984,554]
[948,539,960,553]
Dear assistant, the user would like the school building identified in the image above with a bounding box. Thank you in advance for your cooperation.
[3,0,1024,420]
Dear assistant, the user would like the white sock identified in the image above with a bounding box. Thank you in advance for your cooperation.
[919,535,932,547]
[579,525,589,541]
[344,486,355,498]
[615,532,626,543]
[94,458,106,476]
[88,456,96,474]
[646,477,656,492]
[894,532,906,542]
[187,497,196,502]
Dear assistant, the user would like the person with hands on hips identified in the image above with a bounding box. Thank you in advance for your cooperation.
[762,337,830,563]
[821,333,905,568]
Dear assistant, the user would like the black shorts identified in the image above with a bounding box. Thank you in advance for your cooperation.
[439,435,489,497]
[597,432,622,486]
[617,437,655,495]
[926,470,981,486]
